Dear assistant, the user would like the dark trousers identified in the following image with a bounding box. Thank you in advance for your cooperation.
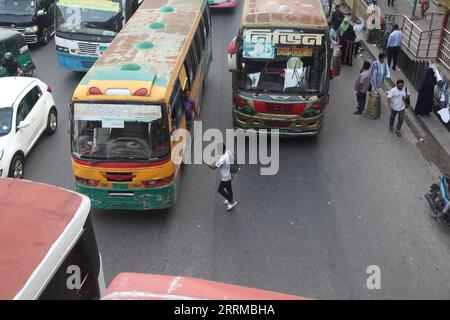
[354,41,360,56]
[356,92,367,113]
[218,180,233,203]
[388,0,395,6]
[387,46,400,70]
[389,109,405,131]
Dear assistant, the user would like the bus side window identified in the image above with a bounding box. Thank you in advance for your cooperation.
[194,28,204,61]
[169,80,184,130]
[184,50,196,88]
[38,217,101,300]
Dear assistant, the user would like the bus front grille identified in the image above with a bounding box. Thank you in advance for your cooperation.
[265,103,293,114]
[78,42,98,56]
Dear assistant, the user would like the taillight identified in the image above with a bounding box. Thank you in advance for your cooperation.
[133,88,148,96]
[47,85,52,93]
[141,174,174,188]
[228,37,237,54]
[75,176,100,187]
[88,87,102,95]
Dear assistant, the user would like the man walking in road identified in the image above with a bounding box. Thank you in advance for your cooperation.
[331,4,345,32]
[203,144,237,211]
[387,79,410,137]
[371,53,390,91]
[386,24,403,71]
[354,61,372,114]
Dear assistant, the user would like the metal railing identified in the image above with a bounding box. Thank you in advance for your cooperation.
[438,29,450,71]
[401,16,442,58]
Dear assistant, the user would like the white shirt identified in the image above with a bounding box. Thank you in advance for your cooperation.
[215,150,232,181]
[387,87,406,111]
[354,23,365,42]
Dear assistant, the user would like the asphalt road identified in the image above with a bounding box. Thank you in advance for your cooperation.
[24,3,450,299]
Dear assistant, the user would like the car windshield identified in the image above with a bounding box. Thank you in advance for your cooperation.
[71,104,170,161]
[56,0,122,36]
[237,29,327,94]
[0,0,36,15]
[0,107,12,136]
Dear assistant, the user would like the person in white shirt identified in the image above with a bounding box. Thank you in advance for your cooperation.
[353,19,365,57]
[387,79,410,137]
[203,144,237,211]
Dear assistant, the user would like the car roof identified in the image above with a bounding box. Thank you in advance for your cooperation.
[0,178,90,300]
[0,77,38,107]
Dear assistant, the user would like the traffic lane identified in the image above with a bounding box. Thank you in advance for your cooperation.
[24,40,83,189]
[201,61,450,299]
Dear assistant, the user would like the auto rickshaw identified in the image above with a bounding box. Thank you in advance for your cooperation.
[0,30,36,77]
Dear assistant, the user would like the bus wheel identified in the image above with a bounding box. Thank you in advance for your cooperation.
[40,28,50,45]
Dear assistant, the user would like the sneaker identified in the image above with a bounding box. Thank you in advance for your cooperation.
[353,111,362,114]
[226,201,237,211]
[223,199,229,205]
[396,130,402,137]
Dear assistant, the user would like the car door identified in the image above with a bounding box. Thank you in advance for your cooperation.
[14,96,34,155]
[24,85,45,146]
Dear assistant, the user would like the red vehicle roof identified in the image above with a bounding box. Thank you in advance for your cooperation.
[0,178,86,299]
[242,0,328,28]
[103,273,309,300]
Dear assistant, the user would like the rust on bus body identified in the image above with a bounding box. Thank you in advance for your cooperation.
[242,0,327,28]
[84,0,205,86]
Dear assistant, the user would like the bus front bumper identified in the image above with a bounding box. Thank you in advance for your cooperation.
[56,52,98,72]
[233,109,324,136]
[76,182,177,211]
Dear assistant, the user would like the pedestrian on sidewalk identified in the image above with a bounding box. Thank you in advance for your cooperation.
[331,4,345,31]
[420,0,430,18]
[387,79,410,137]
[414,67,437,117]
[386,24,403,71]
[339,18,356,66]
[354,61,372,114]
[387,0,395,7]
[353,18,365,57]
[371,53,390,92]
[203,144,238,211]
[328,0,333,17]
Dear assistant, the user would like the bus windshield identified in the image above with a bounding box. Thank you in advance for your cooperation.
[71,104,170,161]
[0,0,35,15]
[237,29,327,94]
[56,0,122,36]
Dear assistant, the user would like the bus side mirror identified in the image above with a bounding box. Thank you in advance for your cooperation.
[227,37,237,72]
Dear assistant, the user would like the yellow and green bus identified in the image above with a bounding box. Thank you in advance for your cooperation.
[69,0,212,210]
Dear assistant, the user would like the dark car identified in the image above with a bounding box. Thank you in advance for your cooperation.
[0,0,56,45]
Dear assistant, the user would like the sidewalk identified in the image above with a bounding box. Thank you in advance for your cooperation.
[336,0,450,174]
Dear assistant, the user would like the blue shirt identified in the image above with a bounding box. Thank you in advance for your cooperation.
[387,30,403,48]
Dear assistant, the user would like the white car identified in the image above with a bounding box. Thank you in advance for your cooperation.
[0,77,57,179]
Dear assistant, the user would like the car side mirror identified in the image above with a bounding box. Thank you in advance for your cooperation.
[37,9,45,16]
[17,120,31,130]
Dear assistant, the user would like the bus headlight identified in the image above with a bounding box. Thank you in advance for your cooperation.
[235,105,255,115]
[56,46,69,53]
[25,25,39,33]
